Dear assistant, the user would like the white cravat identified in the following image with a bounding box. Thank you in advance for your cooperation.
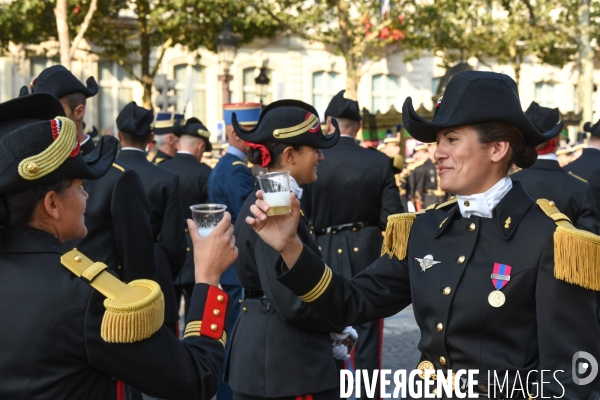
[457,177,513,218]
[290,176,303,200]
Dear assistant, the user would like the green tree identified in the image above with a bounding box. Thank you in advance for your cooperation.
[0,0,282,108]
[257,0,404,100]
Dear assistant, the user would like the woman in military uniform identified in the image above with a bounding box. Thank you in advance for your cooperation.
[0,94,237,400]
[246,72,600,399]
[227,100,355,400]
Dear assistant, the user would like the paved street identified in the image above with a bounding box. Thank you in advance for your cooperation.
[382,304,421,372]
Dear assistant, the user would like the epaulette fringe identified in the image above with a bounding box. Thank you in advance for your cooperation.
[537,199,600,290]
[381,213,416,260]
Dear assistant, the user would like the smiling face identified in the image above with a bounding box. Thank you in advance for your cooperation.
[434,126,510,196]
[289,146,324,185]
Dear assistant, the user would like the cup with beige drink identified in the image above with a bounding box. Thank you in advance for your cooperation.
[190,204,227,237]
[256,171,292,216]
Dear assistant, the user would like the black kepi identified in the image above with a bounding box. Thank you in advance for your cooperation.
[232,99,340,149]
[117,101,154,137]
[524,101,561,133]
[583,119,600,137]
[402,71,563,146]
[174,117,213,151]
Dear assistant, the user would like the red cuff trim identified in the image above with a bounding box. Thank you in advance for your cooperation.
[200,286,228,339]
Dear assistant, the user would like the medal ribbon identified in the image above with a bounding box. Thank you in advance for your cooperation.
[491,263,512,290]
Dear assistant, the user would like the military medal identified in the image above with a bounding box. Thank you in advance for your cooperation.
[415,255,441,272]
[489,263,512,307]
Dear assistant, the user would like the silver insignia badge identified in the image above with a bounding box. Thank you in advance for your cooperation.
[415,254,441,272]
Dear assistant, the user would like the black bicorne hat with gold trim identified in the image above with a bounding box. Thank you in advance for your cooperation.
[117,101,154,137]
[524,101,561,133]
[174,117,213,152]
[0,93,67,137]
[402,71,563,147]
[232,99,340,149]
[583,119,600,137]
[325,90,361,121]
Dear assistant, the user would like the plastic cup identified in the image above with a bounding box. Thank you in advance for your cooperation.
[189,204,227,237]
[256,171,292,216]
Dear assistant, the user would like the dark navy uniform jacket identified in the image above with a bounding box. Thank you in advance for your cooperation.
[409,158,441,209]
[117,149,187,323]
[278,182,600,399]
[227,190,342,398]
[161,153,212,286]
[208,151,254,285]
[66,162,155,282]
[511,158,600,234]
[152,149,173,165]
[565,148,600,216]
[302,136,403,279]
[0,227,226,400]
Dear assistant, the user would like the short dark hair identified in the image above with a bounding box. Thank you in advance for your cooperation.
[247,142,303,168]
[62,92,86,113]
[120,131,151,148]
[3,179,72,228]
[471,122,537,171]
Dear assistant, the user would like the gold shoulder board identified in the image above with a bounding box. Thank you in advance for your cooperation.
[536,199,600,290]
[568,171,588,183]
[61,249,164,343]
[232,161,245,167]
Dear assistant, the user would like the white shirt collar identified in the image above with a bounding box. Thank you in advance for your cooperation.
[340,134,355,139]
[290,176,303,200]
[121,147,145,153]
[537,153,558,161]
[457,177,513,218]
[177,150,195,156]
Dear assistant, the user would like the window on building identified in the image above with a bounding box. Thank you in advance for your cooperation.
[98,61,135,136]
[174,64,207,121]
[372,74,400,113]
[312,71,343,118]
[534,82,556,108]
[431,77,442,95]
[242,67,272,103]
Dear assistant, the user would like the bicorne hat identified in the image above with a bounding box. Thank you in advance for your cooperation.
[174,117,212,151]
[325,90,361,121]
[232,99,340,149]
[583,119,600,137]
[402,71,563,146]
[524,101,561,133]
[117,102,154,137]
[28,65,98,98]
[0,93,66,137]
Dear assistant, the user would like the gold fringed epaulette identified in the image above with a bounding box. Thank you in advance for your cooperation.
[382,213,417,260]
[536,199,600,290]
[61,249,164,343]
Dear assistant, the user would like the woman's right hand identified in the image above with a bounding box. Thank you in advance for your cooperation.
[188,213,238,287]
[246,190,304,268]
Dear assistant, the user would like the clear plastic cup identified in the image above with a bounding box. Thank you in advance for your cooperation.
[256,171,291,216]
[189,204,227,237]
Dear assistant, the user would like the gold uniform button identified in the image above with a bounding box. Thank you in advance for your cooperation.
[118,265,122,270]
[442,287,451,296]
[332,229,337,235]
[352,227,357,232]
[319,246,322,251]
[73,255,82,262]
[217,295,224,303]
[354,247,359,253]
[439,356,447,366]
[310,230,313,235]
[210,324,218,332]
[457,255,465,264]
[242,307,247,312]
[464,200,470,207]
[549,200,555,207]
[186,247,191,252]
[436,323,443,332]
[185,228,189,232]
[468,223,476,232]
[238,299,243,303]
[337,249,343,254]
[213,309,221,317]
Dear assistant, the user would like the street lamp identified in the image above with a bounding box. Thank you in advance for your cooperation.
[254,67,270,105]
[216,21,238,104]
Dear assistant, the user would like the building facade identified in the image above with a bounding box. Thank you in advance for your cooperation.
[0,34,596,142]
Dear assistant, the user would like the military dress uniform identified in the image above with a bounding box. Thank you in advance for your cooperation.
[409,157,442,210]
[302,91,403,396]
[161,141,213,317]
[0,97,230,400]
[227,100,345,400]
[116,102,187,334]
[151,112,184,165]
[565,145,600,215]
[66,161,156,283]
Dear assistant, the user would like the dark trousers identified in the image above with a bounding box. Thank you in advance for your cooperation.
[233,387,339,400]
[217,284,243,400]
[175,284,195,319]
[353,319,383,400]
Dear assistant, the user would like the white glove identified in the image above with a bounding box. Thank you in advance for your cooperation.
[330,326,358,360]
